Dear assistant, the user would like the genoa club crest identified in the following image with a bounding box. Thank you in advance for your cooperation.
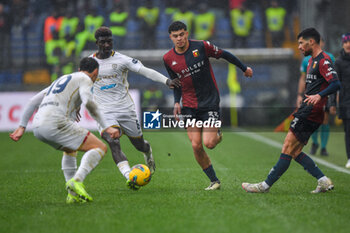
[192,49,199,57]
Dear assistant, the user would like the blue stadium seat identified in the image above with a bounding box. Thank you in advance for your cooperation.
[10,26,26,67]
[214,17,232,48]
[124,19,142,49]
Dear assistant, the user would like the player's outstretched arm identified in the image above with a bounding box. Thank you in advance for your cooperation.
[138,66,180,88]
[221,50,253,77]
[10,126,26,142]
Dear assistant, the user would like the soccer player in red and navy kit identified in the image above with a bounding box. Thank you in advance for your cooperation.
[242,28,341,193]
[163,21,253,190]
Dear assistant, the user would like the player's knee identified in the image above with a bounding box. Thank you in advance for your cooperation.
[98,143,108,155]
[203,138,217,149]
[192,141,203,152]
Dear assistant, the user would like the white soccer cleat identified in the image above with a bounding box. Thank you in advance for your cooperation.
[242,182,269,193]
[311,176,334,193]
[144,147,155,174]
[205,180,221,190]
[345,159,350,169]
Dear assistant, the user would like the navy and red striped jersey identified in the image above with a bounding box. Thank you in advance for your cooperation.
[294,51,339,123]
[163,40,223,110]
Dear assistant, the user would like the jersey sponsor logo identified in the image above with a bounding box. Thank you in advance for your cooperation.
[306,74,317,83]
[96,74,118,81]
[100,83,117,90]
[171,61,177,66]
[132,59,138,64]
[192,49,199,57]
[178,60,205,78]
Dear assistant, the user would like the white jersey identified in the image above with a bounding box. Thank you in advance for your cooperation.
[31,72,107,129]
[90,51,142,113]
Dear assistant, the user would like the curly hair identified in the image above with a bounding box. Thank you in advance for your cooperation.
[95,26,112,40]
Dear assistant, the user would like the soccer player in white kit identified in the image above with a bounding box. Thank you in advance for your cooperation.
[91,27,180,189]
[10,57,119,203]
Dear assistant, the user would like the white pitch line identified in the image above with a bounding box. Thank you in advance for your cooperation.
[236,131,350,175]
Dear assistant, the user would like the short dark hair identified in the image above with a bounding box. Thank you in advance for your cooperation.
[79,57,99,73]
[168,21,187,34]
[297,28,321,44]
[95,26,112,40]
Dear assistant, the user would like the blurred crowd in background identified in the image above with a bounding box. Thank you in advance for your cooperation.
[0,0,299,81]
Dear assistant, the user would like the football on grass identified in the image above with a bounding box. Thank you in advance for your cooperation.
[129,164,151,186]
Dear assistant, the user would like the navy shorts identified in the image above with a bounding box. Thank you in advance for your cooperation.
[181,107,220,122]
[289,117,321,145]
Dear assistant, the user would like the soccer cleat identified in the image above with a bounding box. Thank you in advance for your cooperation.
[311,177,334,193]
[126,179,141,191]
[217,129,223,145]
[242,182,269,193]
[310,143,319,155]
[345,159,350,169]
[320,148,329,156]
[205,180,221,190]
[66,178,93,202]
[144,147,155,174]
[66,192,81,204]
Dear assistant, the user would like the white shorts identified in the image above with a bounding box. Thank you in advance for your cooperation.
[33,120,89,151]
[99,109,142,138]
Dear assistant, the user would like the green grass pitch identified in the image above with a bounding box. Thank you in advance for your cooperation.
[1,130,349,233]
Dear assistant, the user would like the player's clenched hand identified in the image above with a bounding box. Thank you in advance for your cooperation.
[105,127,120,139]
[304,94,321,105]
[244,67,253,78]
[173,103,181,121]
[10,126,26,142]
[166,78,181,89]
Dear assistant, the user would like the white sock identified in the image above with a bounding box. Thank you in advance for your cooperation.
[62,152,77,182]
[74,148,105,182]
[261,181,270,190]
[117,161,131,180]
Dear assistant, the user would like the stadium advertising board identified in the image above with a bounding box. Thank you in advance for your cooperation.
[0,91,140,131]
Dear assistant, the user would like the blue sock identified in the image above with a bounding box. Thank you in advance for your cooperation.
[295,152,324,179]
[265,153,292,186]
[311,128,319,145]
[320,124,330,149]
[203,165,219,182]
